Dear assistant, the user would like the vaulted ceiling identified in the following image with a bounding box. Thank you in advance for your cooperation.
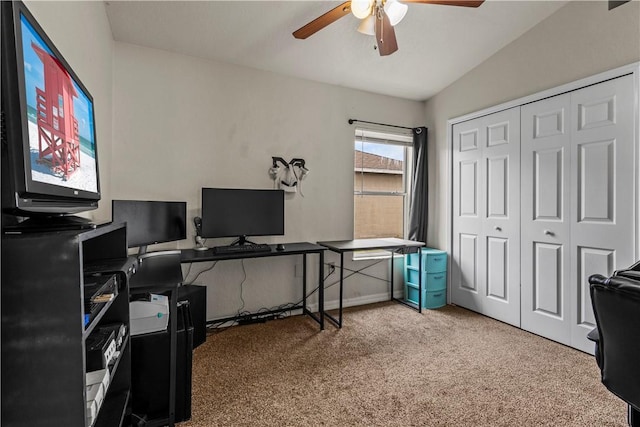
[105,1,567,101]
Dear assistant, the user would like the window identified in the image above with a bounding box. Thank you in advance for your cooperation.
[354,128,413,256]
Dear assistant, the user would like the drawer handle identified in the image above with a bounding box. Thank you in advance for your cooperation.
[434,276,444,280]
[433,293,443,298]
[432,257,442,262]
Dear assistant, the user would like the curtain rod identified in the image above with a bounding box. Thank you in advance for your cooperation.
[348,118,414,131]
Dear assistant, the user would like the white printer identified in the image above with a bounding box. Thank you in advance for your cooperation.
[129,293,169,335]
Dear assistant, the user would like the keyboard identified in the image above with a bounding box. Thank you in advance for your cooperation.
[213,244,272,254]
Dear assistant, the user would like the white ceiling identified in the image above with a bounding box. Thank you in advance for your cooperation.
[105,0,567,101]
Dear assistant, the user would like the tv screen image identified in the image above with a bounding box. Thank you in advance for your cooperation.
[1,0,100,219]
[112,200,187,250]
[20,13,97,191]
[201,188,284,244]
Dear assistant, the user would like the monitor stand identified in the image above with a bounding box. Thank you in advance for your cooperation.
[2,214,96,233]
[230,235,257,246]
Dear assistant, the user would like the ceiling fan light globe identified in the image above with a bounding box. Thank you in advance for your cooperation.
[351,0,373,19]
[384,0,408,26]
[357,15,376,35]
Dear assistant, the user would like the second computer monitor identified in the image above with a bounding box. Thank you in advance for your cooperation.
[112,199,187,250]
[201,188,284,244]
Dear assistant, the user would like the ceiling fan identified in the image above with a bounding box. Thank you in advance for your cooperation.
[293,0,485,56]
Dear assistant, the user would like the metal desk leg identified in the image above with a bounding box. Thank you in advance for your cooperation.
[319,251,324,330]
[390,249,395,300]
[418,249,423,313]
[338,251,344,328]
[300,252,325,331]
[168,288,177,426]
[303,253,307,310]
[326,251,344,328]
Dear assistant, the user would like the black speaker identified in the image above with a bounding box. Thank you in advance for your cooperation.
[131,302,193,423]
[178,284,206,348]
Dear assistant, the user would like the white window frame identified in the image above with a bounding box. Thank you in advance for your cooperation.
[353,127,414,259]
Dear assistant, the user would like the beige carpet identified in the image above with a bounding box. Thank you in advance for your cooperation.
[179,302,626,426]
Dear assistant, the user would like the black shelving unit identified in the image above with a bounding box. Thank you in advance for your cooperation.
[1,222,134,427]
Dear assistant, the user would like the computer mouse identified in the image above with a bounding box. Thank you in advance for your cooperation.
[276,243,285,251]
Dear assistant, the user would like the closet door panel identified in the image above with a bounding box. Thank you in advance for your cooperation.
[521,94,572,346]
[533,242,563,316]
[481,108,520,326]
[570,74,636,353]
[452,106,520,326]
[459,233,479,296]
[486,237,508,300]
[452,120,485,314]
[460,160,479,217]
[534,149,563,220]
[578,141,614,221]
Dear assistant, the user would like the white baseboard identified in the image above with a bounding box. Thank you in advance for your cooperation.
[305,289,405,313]
[207,290,405,328]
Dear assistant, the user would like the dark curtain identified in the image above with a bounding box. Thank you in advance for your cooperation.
[408,127,428,243]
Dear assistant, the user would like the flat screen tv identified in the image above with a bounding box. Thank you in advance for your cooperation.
[1,1,100,228]
[112,200,187,253]
[201,188,284,245]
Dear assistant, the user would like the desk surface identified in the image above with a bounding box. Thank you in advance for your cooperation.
[317,237,424,253]
[129,251,183,290]
[181,242,325,263]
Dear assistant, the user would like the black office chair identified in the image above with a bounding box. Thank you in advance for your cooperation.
[588,270,640,427]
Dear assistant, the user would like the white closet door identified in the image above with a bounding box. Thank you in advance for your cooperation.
[569,74,635,353]
[521,94,573,345]
[452,117,484,315]
[452,107,521,327]
[521,74,636,352]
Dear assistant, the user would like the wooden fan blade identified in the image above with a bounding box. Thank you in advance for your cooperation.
[402,0,484,7]
[293,1,352,39]
[375,12,398,56]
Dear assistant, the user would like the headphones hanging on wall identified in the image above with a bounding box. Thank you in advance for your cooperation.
[269,157,309,196]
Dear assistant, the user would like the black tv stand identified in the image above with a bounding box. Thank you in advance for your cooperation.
[3,214,96,233]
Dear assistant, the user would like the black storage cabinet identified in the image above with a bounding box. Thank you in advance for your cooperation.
[1,223,133,427]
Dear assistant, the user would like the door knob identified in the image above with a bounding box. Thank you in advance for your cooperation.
[494,226,502,231]
[544,230,555,236]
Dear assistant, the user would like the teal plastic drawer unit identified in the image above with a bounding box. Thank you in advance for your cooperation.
[405,248,447,272]
[405,285,447,310]
[404,248,447,309]
[405,270,446,291]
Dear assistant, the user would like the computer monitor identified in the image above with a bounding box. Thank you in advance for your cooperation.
[112,200,187,253]
[201,188,284,245]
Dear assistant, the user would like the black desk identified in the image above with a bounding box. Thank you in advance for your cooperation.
[180,242,325,330]
[129,251,183,427]
[317,238,425,328]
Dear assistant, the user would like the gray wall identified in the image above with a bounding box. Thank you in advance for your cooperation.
[111,42,424,319]
[424,0,640,250]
